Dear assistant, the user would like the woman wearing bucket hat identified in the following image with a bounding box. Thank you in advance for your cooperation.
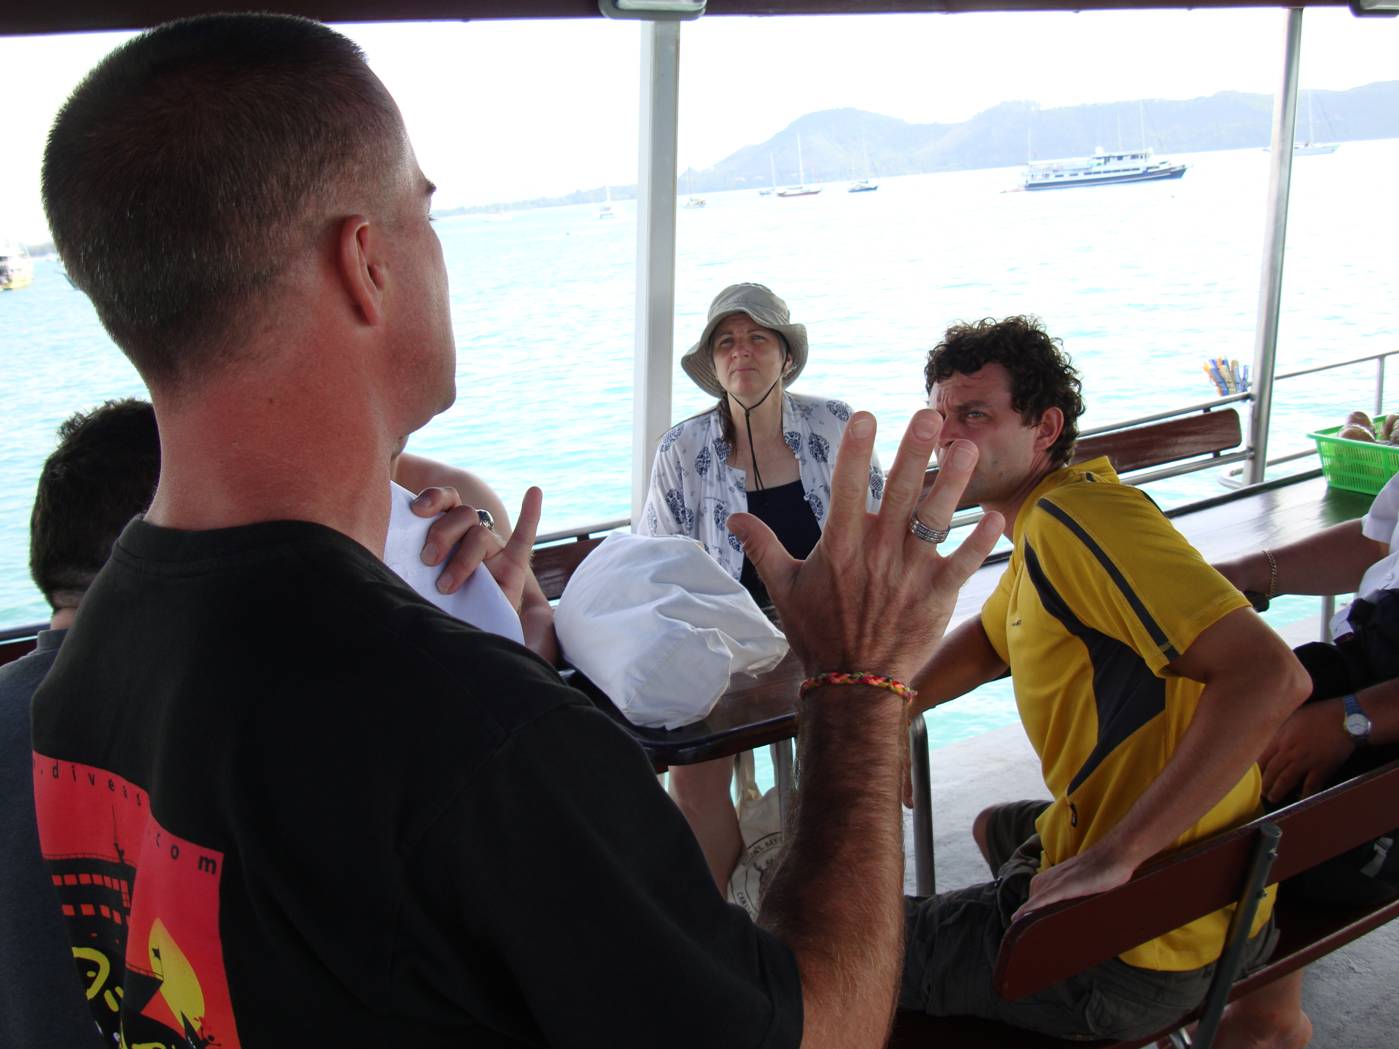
[639,282,884,893]
[641,283,884,598]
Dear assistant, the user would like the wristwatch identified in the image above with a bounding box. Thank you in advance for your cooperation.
[1342,693,1372,746]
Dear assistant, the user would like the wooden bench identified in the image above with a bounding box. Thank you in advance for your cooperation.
[923,405,1243,506]
[888,758,1399,1049]
[533,533,607,603]
[1073,407,1242,476]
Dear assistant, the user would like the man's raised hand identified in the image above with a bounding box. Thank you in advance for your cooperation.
[727,409,1002,685]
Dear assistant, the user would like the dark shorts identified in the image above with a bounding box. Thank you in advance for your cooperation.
[899,801,1278,1041]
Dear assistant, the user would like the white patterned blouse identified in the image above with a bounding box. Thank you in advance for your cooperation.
[637,391,885,581]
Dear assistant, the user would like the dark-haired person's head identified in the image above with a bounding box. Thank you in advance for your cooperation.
[924,316,1084,510]
[925,315,1083,467]
[29,399,160,616]
[42,14,404,389]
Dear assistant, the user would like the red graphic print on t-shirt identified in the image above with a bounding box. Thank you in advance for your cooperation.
[32,755,240,1049]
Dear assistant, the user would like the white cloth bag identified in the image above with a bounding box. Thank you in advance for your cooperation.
[555,533,788,729]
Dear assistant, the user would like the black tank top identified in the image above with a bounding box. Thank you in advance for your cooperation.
[739,480,821,609]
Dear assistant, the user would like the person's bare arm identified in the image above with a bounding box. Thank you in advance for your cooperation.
[911,617,1007,715]
[1017,605,1310,916]
[1261,674,1399,802]
[1215,519,1386,598]
[393,452,560,664]
[729,413,1002,1049]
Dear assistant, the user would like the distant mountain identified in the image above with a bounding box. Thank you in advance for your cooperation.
[443,81,1399,215]
[682,82,1399,194]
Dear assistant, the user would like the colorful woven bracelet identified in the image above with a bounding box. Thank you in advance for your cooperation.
[799,671,916,705]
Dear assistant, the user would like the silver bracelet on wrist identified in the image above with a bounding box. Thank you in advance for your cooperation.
[1262,548,1279,599]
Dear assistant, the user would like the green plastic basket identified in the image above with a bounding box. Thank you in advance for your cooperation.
[1310,418,1399,496]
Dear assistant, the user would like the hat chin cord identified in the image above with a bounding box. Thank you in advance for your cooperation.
[728,377,782,491]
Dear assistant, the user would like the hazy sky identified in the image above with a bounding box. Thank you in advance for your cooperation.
[2,7,1397,242]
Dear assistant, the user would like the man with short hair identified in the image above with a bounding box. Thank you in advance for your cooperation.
[901,316,1311,1045]
[32,14,999,1048]
[1,398,159,1049]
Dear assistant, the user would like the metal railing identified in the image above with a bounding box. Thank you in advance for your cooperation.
[0,622,43,644]
[1221,346,1398,487]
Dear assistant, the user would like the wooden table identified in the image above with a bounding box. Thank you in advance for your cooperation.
[578,470,1374,893]
[1160,468,1372,559]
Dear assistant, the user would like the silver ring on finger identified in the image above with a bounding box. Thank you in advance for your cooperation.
[476,508,496,532]
[909,515,950,545]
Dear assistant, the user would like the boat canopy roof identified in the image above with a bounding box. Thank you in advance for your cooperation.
[1,0,1363,38]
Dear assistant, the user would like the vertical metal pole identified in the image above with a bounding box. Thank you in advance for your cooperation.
[1246,8,1305,486]
[1377,357,1387,420]
[631,22,681,523]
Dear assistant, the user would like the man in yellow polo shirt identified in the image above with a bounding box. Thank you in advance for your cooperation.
[900,317,1312,1046]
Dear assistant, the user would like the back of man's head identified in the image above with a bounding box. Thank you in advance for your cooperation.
[925,315,1085,466]
[30,399,161,613]
[42,14,402,388]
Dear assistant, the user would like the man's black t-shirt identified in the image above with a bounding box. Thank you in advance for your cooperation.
[31,519,801,1048]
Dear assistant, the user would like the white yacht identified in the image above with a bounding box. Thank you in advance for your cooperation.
[1023,148,1186,191]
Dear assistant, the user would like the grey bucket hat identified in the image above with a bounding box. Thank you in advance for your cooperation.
[681,283,809,399]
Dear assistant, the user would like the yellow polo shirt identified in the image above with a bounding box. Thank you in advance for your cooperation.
[982,458,1272,971]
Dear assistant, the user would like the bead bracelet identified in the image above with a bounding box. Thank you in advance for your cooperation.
[799,671,916,706]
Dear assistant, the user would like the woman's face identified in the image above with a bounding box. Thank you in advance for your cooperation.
[711,314,789,401]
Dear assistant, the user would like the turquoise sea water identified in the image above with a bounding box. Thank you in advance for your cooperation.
[4,140,1397,756]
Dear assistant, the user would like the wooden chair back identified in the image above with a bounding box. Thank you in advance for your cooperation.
[1072,409,1242,475]
[532,535,607,603]
[994,757,1399,1001]
[889,759,1399,1049]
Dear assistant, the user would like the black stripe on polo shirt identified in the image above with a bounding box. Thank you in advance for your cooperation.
[1037,498,1180,662]
[1024,541,1167,796]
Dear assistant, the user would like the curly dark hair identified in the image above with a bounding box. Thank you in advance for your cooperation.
[924,316,1084,466]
